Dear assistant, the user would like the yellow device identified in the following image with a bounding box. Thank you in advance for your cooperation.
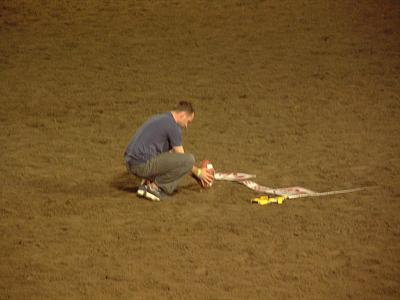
[251,195,286,205]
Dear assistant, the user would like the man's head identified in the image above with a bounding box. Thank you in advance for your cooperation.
[172,101,195,128]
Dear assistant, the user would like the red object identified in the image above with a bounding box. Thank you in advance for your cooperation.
[201,160,209,168]
[201,160,214,172]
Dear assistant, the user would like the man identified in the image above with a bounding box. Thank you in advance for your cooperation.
[124,101,214,201]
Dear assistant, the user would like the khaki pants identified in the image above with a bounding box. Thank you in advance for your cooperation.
[126,152,195,194]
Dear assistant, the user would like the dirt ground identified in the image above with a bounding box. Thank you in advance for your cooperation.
[1,0,399,299]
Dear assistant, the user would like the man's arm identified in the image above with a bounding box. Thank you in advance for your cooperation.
[192,164,214,186]
[173,146,185,153]
[173,146,213,185]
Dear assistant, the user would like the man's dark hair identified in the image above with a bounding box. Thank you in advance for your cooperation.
[173,101,195,114]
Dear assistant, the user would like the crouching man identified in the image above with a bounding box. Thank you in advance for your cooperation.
[124,101,214,201]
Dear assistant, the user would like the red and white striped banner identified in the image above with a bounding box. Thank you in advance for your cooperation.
[214,172,315,196]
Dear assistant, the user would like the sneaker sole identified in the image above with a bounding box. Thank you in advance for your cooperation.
[137,189,146,197]
[144,191,160,201]
[137,188,160,202]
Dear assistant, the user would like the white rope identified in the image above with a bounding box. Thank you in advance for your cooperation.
[285,187,367,199]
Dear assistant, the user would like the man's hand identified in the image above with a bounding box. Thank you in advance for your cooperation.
[201,166,215,187]
[193,165,214,187]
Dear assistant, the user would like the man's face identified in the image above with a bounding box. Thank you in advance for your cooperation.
[179,112,194,128]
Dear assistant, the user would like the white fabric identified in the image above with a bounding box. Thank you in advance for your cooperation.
[214,172,315,196]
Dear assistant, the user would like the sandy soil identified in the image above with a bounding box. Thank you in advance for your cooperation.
[1,0,399,299]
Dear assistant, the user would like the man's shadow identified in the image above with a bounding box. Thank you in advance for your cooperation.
[110,171,202,195]
[110,171,140,194]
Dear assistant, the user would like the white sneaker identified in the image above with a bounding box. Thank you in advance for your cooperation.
[143,184,162,201]
[137,185,146,197]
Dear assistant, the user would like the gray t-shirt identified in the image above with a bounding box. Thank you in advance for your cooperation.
[124,112,182,165]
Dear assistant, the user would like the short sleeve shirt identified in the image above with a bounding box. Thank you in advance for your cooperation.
[124,112,182,165]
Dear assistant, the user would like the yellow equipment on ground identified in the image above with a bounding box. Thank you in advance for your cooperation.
[251,195,287,205]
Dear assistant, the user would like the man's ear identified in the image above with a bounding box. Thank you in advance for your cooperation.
[179,111,187,119]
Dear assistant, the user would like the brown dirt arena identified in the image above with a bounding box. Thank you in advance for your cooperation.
[1,1,399,299]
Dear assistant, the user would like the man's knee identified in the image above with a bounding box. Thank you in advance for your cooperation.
[183,153,195,170]
[187,153,195,164]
